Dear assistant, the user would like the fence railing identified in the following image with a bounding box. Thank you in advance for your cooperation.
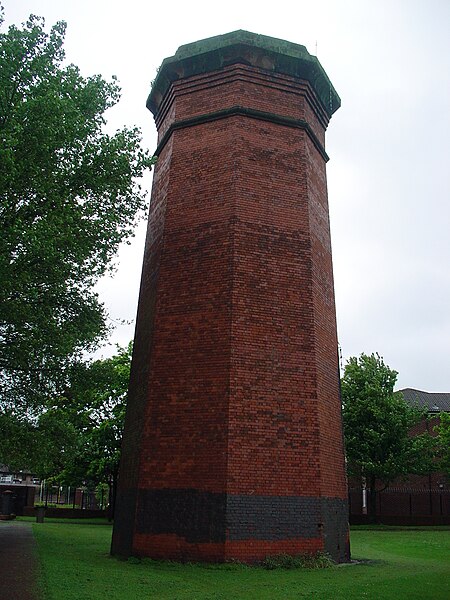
[36,484,107,510]
[349,488,450,518]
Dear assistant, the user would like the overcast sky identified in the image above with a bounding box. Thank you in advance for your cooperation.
[3,0,450,392]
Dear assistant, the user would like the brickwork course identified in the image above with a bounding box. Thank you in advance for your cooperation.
[112,30,350,563]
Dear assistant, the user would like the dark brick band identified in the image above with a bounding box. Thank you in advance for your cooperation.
[111,487,139,556]
[135,489,348,545]
[136,488,227,543]
[321,496,350,562]
[227,494,323,540]
[154,106,329,162]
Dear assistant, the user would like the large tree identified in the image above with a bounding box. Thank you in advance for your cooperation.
[0,10,154,411]
[341,353,435,520]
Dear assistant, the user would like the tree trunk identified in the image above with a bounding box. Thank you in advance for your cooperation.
[107,475,113,522]
[107,470,118,522]
[368,476,378,523]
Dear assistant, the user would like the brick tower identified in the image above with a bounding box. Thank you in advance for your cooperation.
[112,30,349,563]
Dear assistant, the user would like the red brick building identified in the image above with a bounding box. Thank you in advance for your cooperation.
[112,30,349,563]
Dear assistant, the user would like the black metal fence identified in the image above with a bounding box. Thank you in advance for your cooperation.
[349,487,450,524]
[36,484,108,510]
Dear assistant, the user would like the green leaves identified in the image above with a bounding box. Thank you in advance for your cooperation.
[0,343,132,484]
[341,353,432,484]
[53,343,132,485]
[0,12,155,409]
[435,412,450,480]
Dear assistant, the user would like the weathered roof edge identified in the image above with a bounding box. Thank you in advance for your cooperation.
[147,30,340,118]
[399,388,450,412]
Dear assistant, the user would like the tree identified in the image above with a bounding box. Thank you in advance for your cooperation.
[0,409,36,471]
[62,343,131,514]
[0,10,155,411]
[341,353,435,521]
[435,412,450,482]
[0,344,131,514]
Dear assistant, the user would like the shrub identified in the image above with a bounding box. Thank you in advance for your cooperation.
[260,552,333,570]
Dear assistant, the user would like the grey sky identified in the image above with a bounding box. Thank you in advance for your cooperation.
[3,0,450,391]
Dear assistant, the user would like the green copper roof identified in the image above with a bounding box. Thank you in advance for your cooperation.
[147,30,340,118]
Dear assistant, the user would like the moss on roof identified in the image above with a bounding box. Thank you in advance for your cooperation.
[147,30,340,118]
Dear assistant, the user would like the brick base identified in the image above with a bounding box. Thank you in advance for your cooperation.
[133,533,324,563]
[124,489,349,563]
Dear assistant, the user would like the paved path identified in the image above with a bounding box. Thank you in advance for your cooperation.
[0,520,39,600]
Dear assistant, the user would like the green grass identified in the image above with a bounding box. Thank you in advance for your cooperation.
[18,515,110,526]
[33,524,450,600]
[351,524,450,531]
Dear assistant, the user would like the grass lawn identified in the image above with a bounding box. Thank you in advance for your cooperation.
[32,522,450,600]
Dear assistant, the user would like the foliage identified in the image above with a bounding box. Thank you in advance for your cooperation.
[0,343,131,502]
[0,10,155,410]
[260,552,333,570]
[0,409,36,470]
[66,343,131,487]
[435,412,450,480]
[33,524,450,600]
[36,343,131,489]
[341,353,435,518]
[95,482,110,508]
[33,406,81,480]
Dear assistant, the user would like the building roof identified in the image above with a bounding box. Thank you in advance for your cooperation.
[147,30,341,118]
[399,388,450,412]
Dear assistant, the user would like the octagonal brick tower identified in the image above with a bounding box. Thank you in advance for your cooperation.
[112,30,350,563]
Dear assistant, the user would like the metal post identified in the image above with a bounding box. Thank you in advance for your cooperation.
[362,478,367,515]
[429,474,433,515]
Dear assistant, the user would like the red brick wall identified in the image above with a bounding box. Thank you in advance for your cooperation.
[137,118,235,493]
